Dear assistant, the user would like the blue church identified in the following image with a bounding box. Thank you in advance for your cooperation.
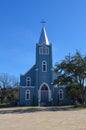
[19,25,72,106]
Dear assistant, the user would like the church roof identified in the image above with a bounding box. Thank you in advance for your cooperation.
[39,27,49,45]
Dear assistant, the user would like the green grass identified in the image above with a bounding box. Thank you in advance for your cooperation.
[74,104,86,108]
[0,103,86,109]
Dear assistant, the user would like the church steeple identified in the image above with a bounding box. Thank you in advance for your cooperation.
[39,21,49,45]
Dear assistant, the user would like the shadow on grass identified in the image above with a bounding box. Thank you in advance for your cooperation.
[0,106,77,114]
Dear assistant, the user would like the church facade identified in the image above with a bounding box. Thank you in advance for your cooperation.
[19,26,72,106]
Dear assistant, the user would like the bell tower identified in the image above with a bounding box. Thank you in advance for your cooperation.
[35,22,53,104]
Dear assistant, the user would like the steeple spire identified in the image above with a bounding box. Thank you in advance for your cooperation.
[39,21,49,45]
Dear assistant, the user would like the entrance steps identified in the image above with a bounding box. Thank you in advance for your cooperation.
[39,102,52,106]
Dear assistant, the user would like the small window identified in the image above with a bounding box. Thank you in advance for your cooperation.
[26,77,31,86]
[25,90,30,100]
[59,89,63,100]
[42,61,47,72]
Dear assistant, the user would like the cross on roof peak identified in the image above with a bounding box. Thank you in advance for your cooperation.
[41,20,46,27]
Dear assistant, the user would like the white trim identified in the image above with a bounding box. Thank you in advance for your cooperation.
[42,60,47,72]
[37,43,50,46]
[20,86,35,88]
[39,45,49,55]
[50,68,54,71]
[54,85,66,88]
[35,68,38,71]
[39,47,42,54]
[26,76,31,86]
[38,82,51,102]
[25,89,30,100]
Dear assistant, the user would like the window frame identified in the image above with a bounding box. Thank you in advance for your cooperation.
[25,89,30,100]
[42,60,47,72]
[26,77,31,86]
[59,89,63,100]
[39,46,49,55]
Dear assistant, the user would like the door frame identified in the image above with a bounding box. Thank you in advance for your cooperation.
[38,82,51,102]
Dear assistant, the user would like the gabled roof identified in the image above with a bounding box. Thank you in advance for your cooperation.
[39,27,49,45]
[21,64,36,76]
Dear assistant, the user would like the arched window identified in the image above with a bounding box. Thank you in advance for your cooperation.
[25,89,30,100]
[41,84,48,90]
[59,89,63,100]
[26,77,31,86]
[42,61,47,72]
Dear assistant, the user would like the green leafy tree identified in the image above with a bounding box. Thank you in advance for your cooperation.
[54,51,86,103]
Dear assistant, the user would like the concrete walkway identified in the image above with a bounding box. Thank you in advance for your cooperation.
[0,107,86,130]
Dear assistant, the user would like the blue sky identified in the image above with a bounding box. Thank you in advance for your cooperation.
[0,0,86,78]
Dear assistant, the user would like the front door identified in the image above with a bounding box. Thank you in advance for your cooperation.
[41,85,49,103]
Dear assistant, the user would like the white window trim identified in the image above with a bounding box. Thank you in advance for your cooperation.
[42,60,47,72]
[26,77,31,86]
[25,89,30,100]
[39,47,42,54]
[45,47,49,55]
[59,89,63,100]
[39,46,49,55]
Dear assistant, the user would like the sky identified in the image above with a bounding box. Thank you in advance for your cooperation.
[0,0,86,78]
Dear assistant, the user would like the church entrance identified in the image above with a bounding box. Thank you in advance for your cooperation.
[41,85,49,102]
[38,83,51,105]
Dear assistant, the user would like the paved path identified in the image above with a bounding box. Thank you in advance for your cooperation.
[0,107,86,130]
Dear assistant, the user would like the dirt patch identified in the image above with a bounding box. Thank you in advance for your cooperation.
[0,107,86,130]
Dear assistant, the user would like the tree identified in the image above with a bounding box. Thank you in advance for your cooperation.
[6,87,19,104]
[0,73,11,88]
[0,73,19,88]
[66,83,82,103]
[54,51,86,103]
[0,73,19,104]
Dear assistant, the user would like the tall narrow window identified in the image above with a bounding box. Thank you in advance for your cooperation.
[59,89,63,100]
[43,46,46,54]
[25,89,30,100]
[26,77,31,86]
[46,47,49,54]
[42,61,47,72]
[39,47,42,54]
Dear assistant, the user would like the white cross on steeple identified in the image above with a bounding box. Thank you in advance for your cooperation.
[41,20,46,27]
